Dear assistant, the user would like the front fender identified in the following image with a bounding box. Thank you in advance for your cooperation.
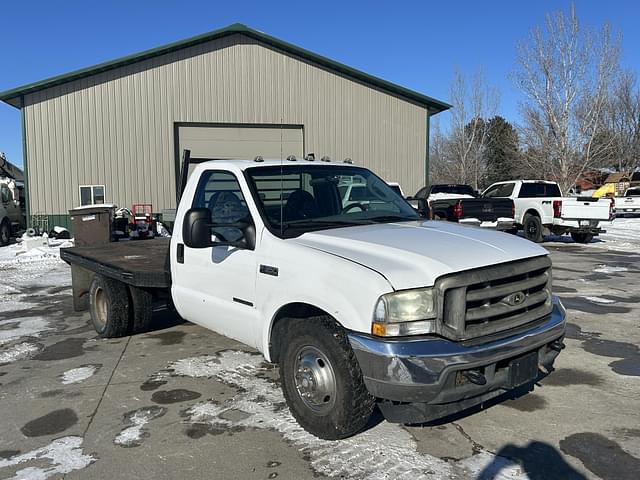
[256,234,393,360]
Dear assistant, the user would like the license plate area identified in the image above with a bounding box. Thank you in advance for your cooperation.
[507,352,539,388]
[579,220,589,227]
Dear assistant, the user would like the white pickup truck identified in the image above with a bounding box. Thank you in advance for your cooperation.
[62,159,566,440]
[482,180,613,243]
[614,187,640,217]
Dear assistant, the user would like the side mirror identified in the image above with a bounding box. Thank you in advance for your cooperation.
[183,208,213,248]
[182,207,256,250]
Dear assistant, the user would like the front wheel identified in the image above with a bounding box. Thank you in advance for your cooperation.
[570,232,594,244]
[279,317,375,440]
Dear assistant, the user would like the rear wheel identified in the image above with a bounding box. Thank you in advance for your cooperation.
[279,316,375,440]
[0,220,10,246]
[129,286,154,334]
[523,214,544,243]
[570,232,594,244]
[89,275,130,337]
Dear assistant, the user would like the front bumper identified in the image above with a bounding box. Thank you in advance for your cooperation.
[348,296,566,423]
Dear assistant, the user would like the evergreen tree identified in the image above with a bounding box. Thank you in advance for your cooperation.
[484,116,520,186]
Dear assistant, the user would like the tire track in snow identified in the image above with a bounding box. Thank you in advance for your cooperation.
[170,351,526,480]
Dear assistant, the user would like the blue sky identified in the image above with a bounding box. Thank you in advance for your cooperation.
[1,0,638,168]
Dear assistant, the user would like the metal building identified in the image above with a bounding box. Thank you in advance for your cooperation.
[0,23,449,229]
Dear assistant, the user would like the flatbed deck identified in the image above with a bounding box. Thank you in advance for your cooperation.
[60,239,171,288]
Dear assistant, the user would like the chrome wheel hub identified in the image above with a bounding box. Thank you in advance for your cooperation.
[293,345,336,414]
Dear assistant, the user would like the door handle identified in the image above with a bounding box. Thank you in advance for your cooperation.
[177,243,184,264]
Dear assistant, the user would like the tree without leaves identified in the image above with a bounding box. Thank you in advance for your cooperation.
[598,71,640,174]
[513,4,621,193]
[430,68,499,188]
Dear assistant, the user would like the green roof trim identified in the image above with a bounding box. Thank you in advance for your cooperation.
[0,23,450,113]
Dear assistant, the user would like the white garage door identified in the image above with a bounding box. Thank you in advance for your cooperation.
[178,125,304,161]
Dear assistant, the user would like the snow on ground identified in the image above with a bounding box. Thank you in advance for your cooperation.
[114,407,167,447]
[593,265,629,274]
[0,316,53,345]
[0,240,71,363]
[0,436,95,480]
[0,342,41,364]
[60,365,100,385]
[545,217,640,252]
[584,296,616,304]
[172,351,524,480]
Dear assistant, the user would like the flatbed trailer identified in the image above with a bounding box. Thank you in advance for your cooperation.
[60,239,171,336]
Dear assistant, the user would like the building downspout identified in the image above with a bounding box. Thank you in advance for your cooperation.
[425,111,431,189]
[20,95,31,228]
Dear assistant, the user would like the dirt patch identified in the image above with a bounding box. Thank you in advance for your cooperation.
[151,389,202,404]
[33,338,87,361]
[541,368,603,387]
[20,408,78,437]
[0,450,20,459]
[501,393,547,412]
[560,432,640,480]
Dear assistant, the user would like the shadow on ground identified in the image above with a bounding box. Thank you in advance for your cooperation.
[477,441,587,480]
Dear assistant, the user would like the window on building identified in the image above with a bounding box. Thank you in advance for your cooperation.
[79,185,106,206]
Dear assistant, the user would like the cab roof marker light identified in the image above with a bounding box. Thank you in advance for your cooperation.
[254,155,264,162]
[304,153,315,161]
[286,155,297,162]
[343,158,353,164]
[320,156,331,162]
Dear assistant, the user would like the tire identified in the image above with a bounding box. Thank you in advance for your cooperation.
[0,220,10,246]
[570,232,594,244]
[89,275,130,337]
[129,286,154,334]
[278,316,375,440]
[523,214,544,243]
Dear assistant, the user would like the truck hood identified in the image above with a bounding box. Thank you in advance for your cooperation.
[291,221,548,290]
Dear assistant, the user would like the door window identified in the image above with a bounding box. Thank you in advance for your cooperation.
[192,171,250,241]
[484,183,515,198]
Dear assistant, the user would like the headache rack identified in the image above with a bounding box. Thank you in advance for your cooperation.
[435,256,553,341]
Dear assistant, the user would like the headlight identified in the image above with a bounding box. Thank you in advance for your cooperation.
[372,288,437,337]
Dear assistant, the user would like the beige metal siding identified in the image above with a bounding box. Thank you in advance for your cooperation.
[23,34,427,215]
[178,125,303,160]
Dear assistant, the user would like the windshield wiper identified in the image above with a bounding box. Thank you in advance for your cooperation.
[365,215,419,223]
[279,219,365,233]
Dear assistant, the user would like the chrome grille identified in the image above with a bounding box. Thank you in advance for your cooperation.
[435,256,553,340]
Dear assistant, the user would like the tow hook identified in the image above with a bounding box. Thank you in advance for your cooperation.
[462,370,487,386]
[549,340,565,352]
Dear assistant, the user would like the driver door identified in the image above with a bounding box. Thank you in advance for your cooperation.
[172,170,259,347]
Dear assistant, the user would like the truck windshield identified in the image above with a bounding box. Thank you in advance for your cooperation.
[245,165,419,237]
